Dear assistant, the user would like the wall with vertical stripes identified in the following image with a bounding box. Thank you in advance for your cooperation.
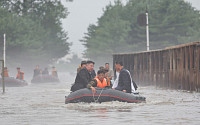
[113,42,200,92]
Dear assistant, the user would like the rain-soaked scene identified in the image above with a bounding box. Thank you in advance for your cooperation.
[0,0,200,125]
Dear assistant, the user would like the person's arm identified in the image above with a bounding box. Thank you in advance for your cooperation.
[87,80,97,93]
[110,70,114,80]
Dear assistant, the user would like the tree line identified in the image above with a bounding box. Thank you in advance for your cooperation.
[0,0,70,68]
[82,0,200,63]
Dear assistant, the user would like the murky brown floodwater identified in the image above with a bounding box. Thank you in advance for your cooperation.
[0,72,200,125]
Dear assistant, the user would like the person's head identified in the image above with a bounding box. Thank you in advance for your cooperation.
[97,70,105,81]
[99,66,104,70]
[86,60,95,72]
[81,61,87,68]
[105,63,109,69]
[17,67,20,72]
[115,61,123,71]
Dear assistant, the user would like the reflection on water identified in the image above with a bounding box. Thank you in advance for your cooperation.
[0,72,200,125]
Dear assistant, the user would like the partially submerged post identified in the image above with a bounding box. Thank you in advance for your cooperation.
[0,60,5,93]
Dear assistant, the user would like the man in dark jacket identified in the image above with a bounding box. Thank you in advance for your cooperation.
[70,61,95,92]
[114,61,138,93]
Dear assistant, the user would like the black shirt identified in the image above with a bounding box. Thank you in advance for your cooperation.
[71,67,92,92]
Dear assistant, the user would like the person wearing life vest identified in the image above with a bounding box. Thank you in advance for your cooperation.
[16,67,24,80]
[87,70,111,93]
[1,67,9,77]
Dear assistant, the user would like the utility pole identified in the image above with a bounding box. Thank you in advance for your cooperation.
[146,6,150,51]
[137,6,150,51]
[3,34,6,67]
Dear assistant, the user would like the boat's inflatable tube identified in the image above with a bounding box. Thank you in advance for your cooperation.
[65,87,146,103]
[0,77,28,87]
[31,75,59,83]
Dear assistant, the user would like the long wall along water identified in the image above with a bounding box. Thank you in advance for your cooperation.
[113,41,200,92]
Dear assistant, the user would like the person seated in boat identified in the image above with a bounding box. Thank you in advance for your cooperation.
[87,69,111,93]
[1,67,9,77]
[51,66,58,77]
[71,60,95,92]
[16,67,24,80]
[114,61,138,93]
[99,66,104,70]
[42,67,49,76]
[33,65,41,78]
[77,61,87,73]
[103,68,112,87]
[105,63,114,80]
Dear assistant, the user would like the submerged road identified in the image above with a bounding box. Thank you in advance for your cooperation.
[0,72,200,125]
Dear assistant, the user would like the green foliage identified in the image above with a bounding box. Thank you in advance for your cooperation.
[0,0,70,68]
[82,1,132,61]
[82,0,200,61]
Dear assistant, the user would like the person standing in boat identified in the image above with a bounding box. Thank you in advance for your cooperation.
[1,67,9,77]
[114,61,138,93]
[71,60,95,92]
[77,61,87,73]
[87,69,111,93]
[51,66,58,77]
[33,65,40,78]
[42,67,49,75]
[16,67,24,80]
[105,63,114,80]
[103,68,112,87]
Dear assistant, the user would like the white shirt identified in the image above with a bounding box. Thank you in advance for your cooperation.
[126,70,136,93]
[112,71,119,89]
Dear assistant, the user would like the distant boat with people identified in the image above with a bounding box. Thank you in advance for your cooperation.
[65,87,146,104]
[0,77,28,87]
[31,75,59,83]
[31,65,59,83]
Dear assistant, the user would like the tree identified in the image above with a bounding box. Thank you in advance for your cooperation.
[82,0,200,61]
[0,0,70,68]
[82,1,132,63]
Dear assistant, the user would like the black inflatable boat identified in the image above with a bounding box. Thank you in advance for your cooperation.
[65,87,146,104]
[31,75,59,83]
[0,77,28,87]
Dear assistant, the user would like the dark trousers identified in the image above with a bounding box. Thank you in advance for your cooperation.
[115,86,123,91]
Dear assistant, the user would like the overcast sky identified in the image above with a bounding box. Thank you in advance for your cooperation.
[62,0,200,58]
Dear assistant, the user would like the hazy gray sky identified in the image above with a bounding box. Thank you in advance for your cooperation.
[62,0,127,57]
[62,0,200,57]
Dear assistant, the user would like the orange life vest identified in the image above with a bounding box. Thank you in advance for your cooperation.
[16,72,24,80]
[94,77,110,88]
[106,77,111,86]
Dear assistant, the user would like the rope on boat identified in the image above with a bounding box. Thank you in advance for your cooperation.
[92,88,104,103]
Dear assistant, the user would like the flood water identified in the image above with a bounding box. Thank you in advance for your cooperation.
[0,72,200,125]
